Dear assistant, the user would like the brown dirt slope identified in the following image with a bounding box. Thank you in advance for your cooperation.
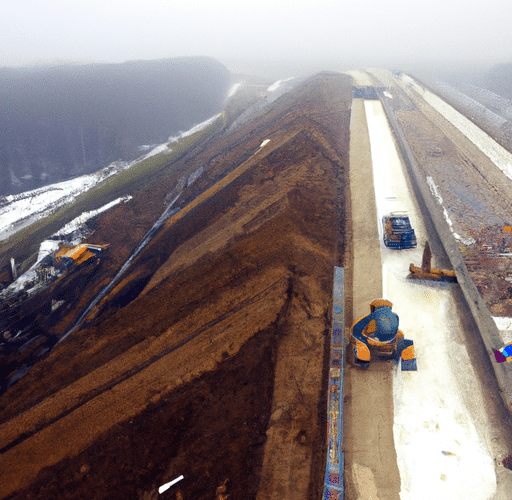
[0,72,352,499]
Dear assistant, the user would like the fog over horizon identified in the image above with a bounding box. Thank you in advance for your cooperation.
[2,0,511,77]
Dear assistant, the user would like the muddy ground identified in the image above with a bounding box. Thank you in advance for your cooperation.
[0,72,352,499]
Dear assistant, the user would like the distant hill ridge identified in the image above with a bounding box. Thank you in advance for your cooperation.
[484,63,512,101]
[0,57,231,196]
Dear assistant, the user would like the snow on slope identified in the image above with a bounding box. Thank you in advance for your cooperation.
[0,161,133,241]
[267,77,295,92]
[0,113,222,242]
[168,113,221,143]
[141,113,222,161]
[1,196,132,297]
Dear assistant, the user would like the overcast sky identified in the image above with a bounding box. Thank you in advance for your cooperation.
[2,0,511,74]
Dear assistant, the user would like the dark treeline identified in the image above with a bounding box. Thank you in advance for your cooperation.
[0,57,231,196]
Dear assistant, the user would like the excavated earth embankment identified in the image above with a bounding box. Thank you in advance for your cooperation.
[0,72,352,499]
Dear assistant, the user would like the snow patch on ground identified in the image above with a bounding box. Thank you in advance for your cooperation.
[427,176,476,246]
[168,113,221,143]
[0,113,222,242]
[3,196,131,297]
[36,240,61,263]
[493,316,512,344]
[267,77,295,92]
[227,82,243,97]
[493,316,512,331]
[141,113,221,160]
[0,162,133,241]
[54,196,131,238]
[226,79,297,134]
[142,143,172,160]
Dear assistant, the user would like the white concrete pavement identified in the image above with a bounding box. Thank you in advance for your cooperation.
[365,98,498,499]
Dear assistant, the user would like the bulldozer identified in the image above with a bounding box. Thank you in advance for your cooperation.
[408,242,457,282]
[351,299,417,371]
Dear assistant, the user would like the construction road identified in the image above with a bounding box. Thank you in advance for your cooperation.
[344,71,512,499]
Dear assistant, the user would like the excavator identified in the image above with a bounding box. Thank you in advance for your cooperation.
[351,299,417,371]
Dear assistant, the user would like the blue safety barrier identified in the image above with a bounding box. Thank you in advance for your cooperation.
[323,267,345,499]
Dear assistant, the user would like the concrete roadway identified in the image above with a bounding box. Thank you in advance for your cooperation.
[344,96,401,500]
[344,73,512,499]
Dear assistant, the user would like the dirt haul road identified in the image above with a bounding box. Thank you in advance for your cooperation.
[343,96,402,499]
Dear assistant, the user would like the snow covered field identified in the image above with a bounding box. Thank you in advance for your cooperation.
[365,99,498,499]
[0,162,133,241]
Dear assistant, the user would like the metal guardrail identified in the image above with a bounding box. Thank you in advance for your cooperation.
[323,266,345,499]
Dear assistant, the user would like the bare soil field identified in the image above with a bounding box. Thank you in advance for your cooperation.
[0,72,352,499]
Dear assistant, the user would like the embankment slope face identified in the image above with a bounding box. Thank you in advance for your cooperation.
[0,72,352,499]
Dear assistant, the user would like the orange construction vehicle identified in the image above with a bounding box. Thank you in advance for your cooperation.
[351,299,417,371]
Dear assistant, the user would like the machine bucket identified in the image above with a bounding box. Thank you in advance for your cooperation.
[401,358,417,371]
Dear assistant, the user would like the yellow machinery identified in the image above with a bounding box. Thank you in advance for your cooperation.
[408,242,457,282]
[351,299,417,371]
[55,243,109,267]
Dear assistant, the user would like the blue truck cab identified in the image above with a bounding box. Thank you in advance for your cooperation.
[383,212,417,250]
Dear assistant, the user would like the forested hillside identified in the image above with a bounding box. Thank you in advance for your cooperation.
[0,57,231,196]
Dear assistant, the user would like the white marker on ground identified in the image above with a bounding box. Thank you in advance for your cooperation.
[158,475,184,494]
